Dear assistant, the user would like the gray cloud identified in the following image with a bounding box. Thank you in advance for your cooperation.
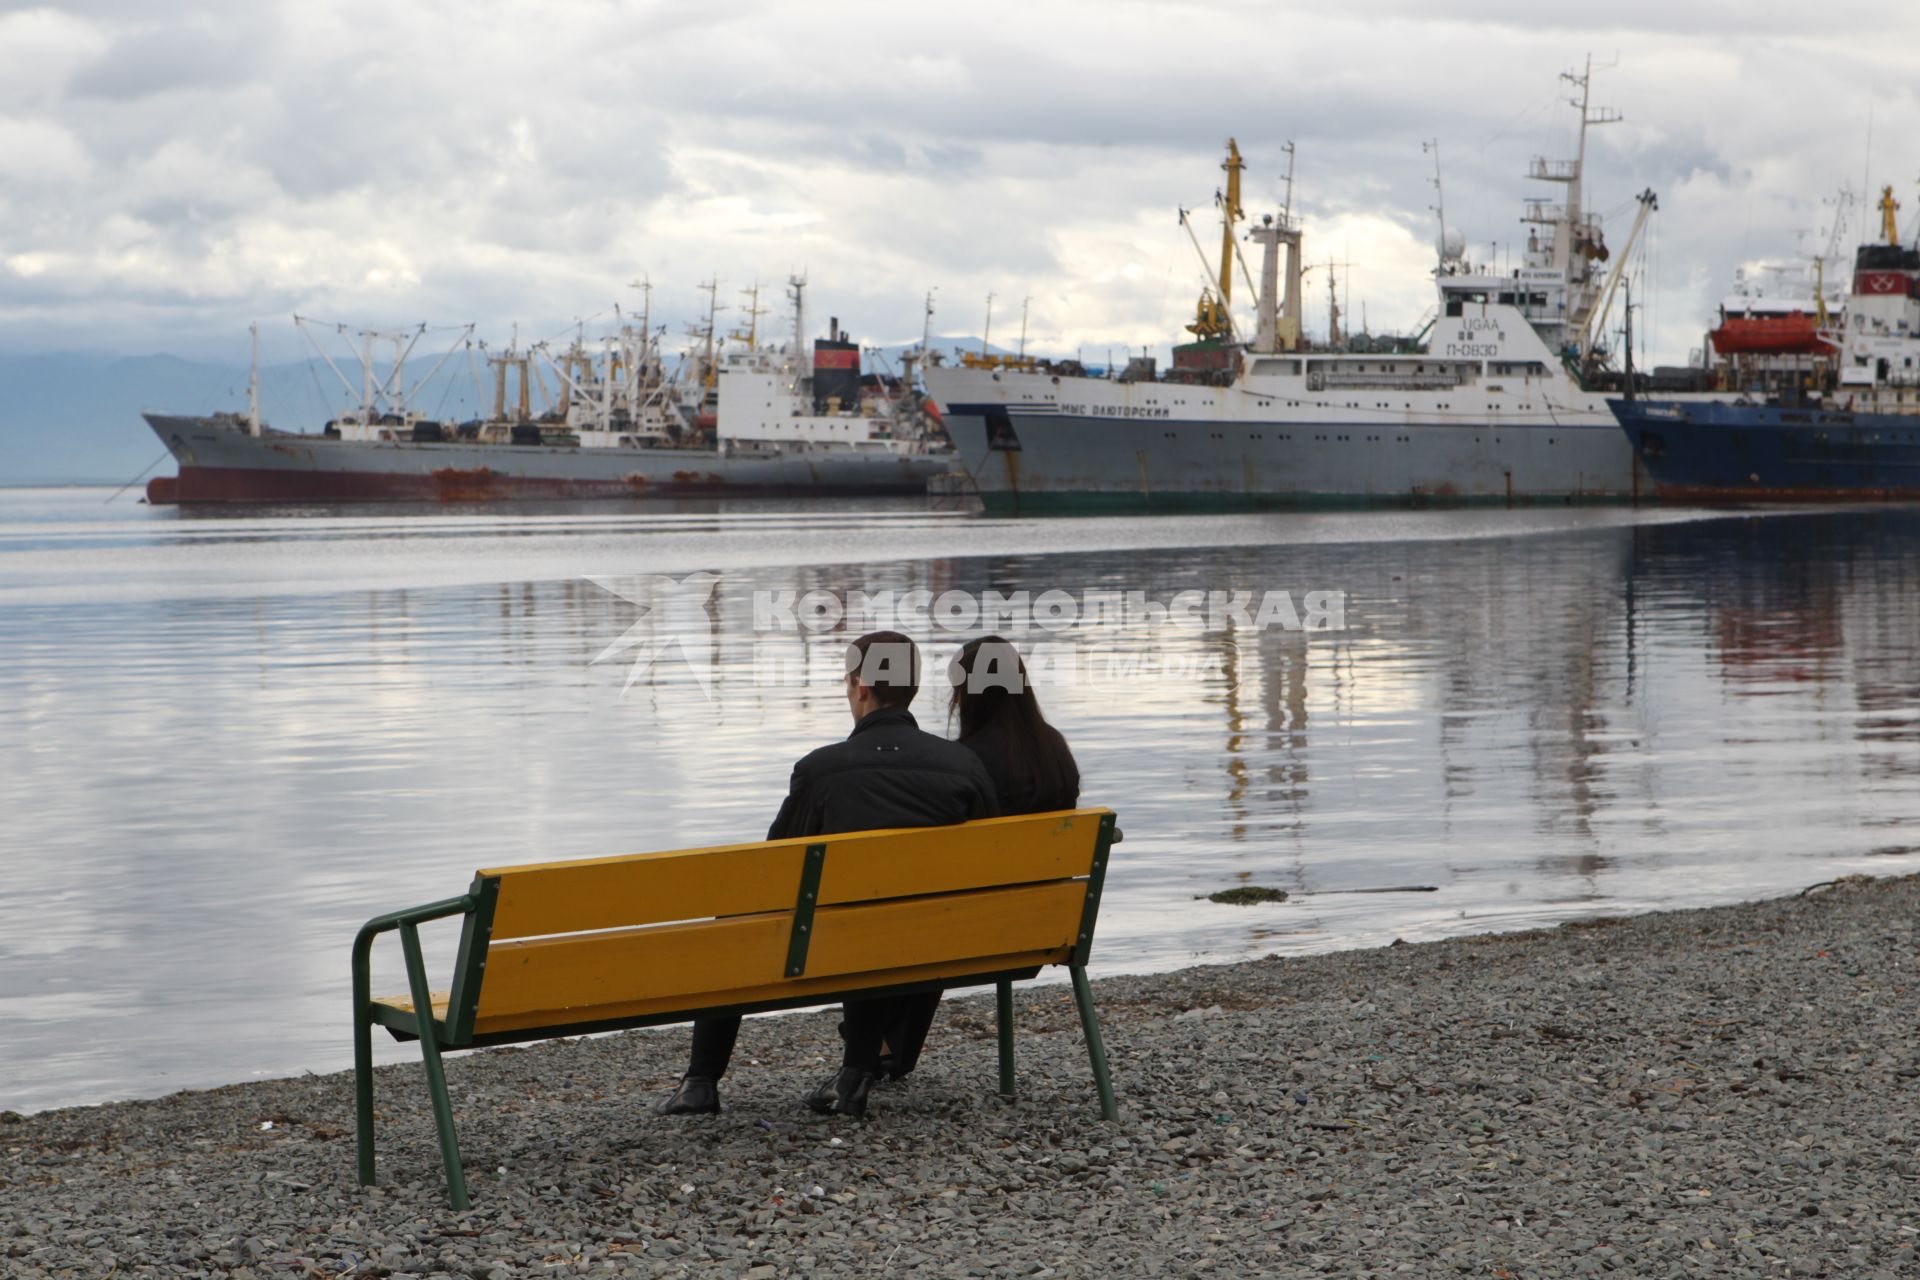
[0,0,1916,366]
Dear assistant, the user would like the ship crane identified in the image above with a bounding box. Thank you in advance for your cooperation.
[1578,188,1657,362]
[1184,139,1245,342]
[1178,205,1243,345]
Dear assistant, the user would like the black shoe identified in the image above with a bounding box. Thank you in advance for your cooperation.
[654,1075,719,1116]
[802,1067,875,1118]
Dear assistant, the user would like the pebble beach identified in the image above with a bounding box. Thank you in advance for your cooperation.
[4,873,1917,1278]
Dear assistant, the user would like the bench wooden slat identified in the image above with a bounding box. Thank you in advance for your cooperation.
[483,845,808,940]
[376,951,1061,1041]
[804,879,1082,975]
[464,880,1083,1022]
[814,810,1100,905]
[477,912,790,1016]
[477,809,1107,941]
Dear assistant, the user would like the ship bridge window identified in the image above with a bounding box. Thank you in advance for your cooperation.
[1497,292,1517,305]
[1443,290,1487,317]
[1251,358,1301,376]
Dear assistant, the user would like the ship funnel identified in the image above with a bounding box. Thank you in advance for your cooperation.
[813,321,860,414]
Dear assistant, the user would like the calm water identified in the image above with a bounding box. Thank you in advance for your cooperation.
[2,488,1916,1113]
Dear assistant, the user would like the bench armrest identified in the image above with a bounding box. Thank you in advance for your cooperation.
[350,895,477,1030]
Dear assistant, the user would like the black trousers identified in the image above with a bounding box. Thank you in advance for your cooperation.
[685,991,943,1080]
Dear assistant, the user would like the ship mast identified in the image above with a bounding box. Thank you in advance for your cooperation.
[1557,54,1619,272]
[1522,54,1620,362]
[696,278,721,391]
[1250,142,1304,353]
[1325,257,1342,347]
[247,322,261,437]
[733,282,767,350]
[630,276,653,358]
[787,273,808,366]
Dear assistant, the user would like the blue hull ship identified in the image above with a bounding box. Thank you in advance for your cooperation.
[1612,185,1920,503]
[1612,399,1920,501]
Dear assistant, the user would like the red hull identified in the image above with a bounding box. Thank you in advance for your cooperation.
[1655,483,1920,504]
[147,465,929,505]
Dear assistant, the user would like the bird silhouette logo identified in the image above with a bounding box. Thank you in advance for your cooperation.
[587,572,722,698]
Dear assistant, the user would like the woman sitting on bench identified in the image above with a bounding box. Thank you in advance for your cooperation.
[871,635,1082,1083]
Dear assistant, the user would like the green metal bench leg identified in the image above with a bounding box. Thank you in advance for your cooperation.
[1069,964,1117,1122]
[401,923,470,1210]
[351,921,382,1188]
[353,1001,376,1186]
[996,980,1016,1098]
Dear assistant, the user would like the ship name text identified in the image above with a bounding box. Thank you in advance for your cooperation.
[1058,403,1174,419]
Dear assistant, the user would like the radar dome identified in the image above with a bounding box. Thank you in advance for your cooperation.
[1438,227,1466,263]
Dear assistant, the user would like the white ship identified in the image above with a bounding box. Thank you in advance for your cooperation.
[710,277,950,462]
[924,60,1670,511]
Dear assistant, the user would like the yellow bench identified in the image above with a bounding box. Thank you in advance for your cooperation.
[351,808,1119,1207]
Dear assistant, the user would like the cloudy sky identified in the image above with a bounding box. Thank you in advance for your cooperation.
[3,0,1918,367]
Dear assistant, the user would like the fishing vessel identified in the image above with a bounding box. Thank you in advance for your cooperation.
[1613,185,1920,501]
[923,61,1670,512]
[144,288,951,505]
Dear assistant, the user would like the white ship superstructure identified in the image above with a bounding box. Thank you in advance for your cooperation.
[925,60,1671,510]
[713,277,948,459]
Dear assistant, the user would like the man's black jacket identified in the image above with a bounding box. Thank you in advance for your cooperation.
[766,706,999,840]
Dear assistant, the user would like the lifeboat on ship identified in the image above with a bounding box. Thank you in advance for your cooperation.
[1709,303,1838,358]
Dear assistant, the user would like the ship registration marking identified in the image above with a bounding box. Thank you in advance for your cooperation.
[1445,318,1504,359]
[1058,404,1173,419]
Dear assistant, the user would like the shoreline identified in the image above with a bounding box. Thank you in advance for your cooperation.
[4,873,1916,1277]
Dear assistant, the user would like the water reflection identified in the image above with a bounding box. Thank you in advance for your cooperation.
[2,495,1918,1111]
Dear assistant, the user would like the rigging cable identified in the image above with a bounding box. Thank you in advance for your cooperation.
[103,448,173,504]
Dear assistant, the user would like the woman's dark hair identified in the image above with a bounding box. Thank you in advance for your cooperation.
[948,635,1077,803]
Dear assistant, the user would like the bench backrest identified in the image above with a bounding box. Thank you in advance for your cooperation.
[437,808,1116,1042]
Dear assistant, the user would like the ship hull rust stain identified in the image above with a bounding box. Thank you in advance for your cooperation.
[431,467,502,502]
[147,464,938,504]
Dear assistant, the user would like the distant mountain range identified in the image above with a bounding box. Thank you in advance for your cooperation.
[0,336,1030,485]
[0,351,491,485]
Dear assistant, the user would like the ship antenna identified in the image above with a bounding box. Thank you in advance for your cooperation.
[982,292,994,358]
[1278,140,1296,230]
[1423,139,1447,275]
[1861,96,1874,218]
[1018,296,1031,360]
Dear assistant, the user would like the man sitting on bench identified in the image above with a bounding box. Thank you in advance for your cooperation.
[654,629,1000,1119]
